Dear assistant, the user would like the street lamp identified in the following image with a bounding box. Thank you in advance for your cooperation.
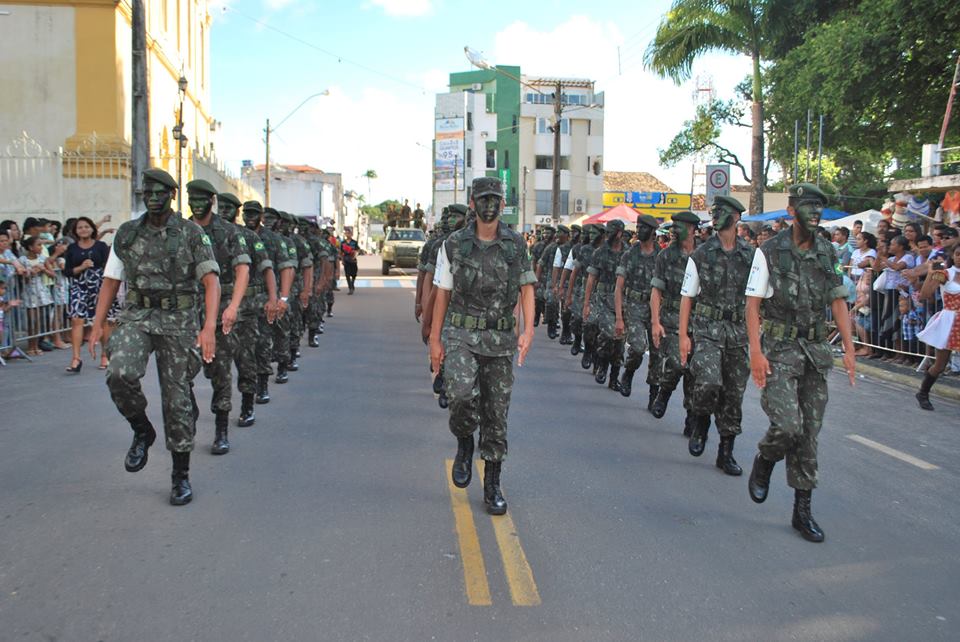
[264,89,330,206]
[173,74,188,211]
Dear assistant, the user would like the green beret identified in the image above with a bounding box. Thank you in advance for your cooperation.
[142,168,178,190]
[606,219,625,233]
[789,182,828,204]
[557,225,570,235]
[218,193,241,207]
[637,214,659,229]
[672,210,700,225]
[571,224,581,232]
[472,177,502,198]
[263,207,279,217]
[242,200,263,213]
[713,194,746,214]
[448,203,469,216]
[186,179,217,196]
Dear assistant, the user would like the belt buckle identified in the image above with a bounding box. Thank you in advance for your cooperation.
[477,318,487,330]
[160,297,172,311]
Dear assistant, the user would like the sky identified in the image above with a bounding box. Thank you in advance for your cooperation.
[209,0,755,206]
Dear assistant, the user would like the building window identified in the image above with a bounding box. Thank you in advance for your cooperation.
[486,149,496,169]
[467,112,473,131]
[466,148,472,168]
[504,150,510,170]
[537,118,568,135]
[535,190,570,216]
[534,156,570,170]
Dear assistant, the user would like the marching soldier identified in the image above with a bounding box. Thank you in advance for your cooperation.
[537,225,569,340]
[262,207,298,381]
[430,178,535,515]
[89,168,220,506]
[218,193,277,427]
[281,212,314,370]
[745,183,856,543]
[554,225,580,344]
[613,215,660,407]
[583,219,628,390]
[560,224,595,357]
[305,219,334,346]
[569,224,606,370]
[678,196,753,473]
[187,180,251,455]
[530,227,553,327]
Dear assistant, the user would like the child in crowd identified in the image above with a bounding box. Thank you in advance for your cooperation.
[899,295,923,363]
[0,275,22,357]
[17,236,55,356]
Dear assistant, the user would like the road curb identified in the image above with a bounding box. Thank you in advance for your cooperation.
[836,357,960,402]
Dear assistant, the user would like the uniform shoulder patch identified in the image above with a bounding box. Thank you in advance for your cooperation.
[238,236,247,246]
[201,234,212,246]
[834,261,843,275]
[254,241,265,251]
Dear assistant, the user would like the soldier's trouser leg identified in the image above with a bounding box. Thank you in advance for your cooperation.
[445,346,512,463]
[256,312,274,376]
[646,325,661,386]
[288,298,303,349]
[106,324,152,424]
[715,344,749,436]
[623,314,649,371]
[583,321,600,353]
[203,324,237,414]
[658,332,687,395]
[306,295,321,332]
[325,289,334,313]
[544,290,558,327]
[272,312,291,366]
[234,314,259,395]
[758,355,826,491]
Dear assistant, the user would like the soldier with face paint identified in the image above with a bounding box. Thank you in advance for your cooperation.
[537,225,569,340]
[572,224,606,369]
[562,224,596,357]
[614,214,661,405]
[531,226,555,328]
[89,168,220,506]
[650,211,700,431]
[430,178,536,516]
[263,208,299,381]
[554,225,580,344]
[583,219,628,391]
[678,195,753,474]
[745,183,856,543]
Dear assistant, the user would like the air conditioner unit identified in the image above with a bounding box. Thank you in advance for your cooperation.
[575,198,585,213]
[472,83,483,91]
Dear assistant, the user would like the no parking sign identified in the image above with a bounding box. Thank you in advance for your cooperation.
[706,164,730,207]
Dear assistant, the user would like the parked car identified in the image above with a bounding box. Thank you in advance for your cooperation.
[381,227,426,275]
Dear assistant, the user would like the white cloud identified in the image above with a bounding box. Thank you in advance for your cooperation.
[369,0,432,17]
[263,0,298,9]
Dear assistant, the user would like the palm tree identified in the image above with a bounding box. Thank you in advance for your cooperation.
[362,169,378,200]
[645,0,789,213]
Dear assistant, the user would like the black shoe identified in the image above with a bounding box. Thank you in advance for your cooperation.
[547,323,558,340]
[650,388,671,418]
[309,332,320,348]
[608,365,622,392]
[792,489,825,542]
[483,460,507,515]
[452,436,474,488]
[570,334,582,356]
[170,452,193,506]
[275,365,289,384]
[594,357,608,385]
[294,347,301,359]
[619,368,635,397]
[916,373,936,411]
[580,350,593,370]
[66,359,83,373]
[748,453,776,504]
[438,389,448,409]
[682,414,695,438]
[348,287,355,295]
[39,338,54,352]
[288,350,299,372]
[318,322,325,335]
[255,374,271,404]
[211,412,230,455]
[327,309,333,318]
[432,372,444,395]
[647,385,660,412]
[238,393,256,427]
[688,415,710,457]
[124,416,157,473]
[716,435,743,476]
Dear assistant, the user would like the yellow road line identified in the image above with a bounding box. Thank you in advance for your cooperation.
[444,459,492,606]
[478,460,542,607]
[847,434,940,471]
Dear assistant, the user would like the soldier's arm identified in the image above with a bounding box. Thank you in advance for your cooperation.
[614,275,626,325]
[745,296,767,388]
[582,273,597,314]
[88,277,121,358]
[279,267,294,299]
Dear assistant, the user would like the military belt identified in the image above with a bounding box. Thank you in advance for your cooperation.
[762,319,827,342]
[448,312,516,331]
[662,298,681,312]
[624,287,649,303]
[243,284,264,298]
[695,303,743,322]
[596,282,616,294]
[128,291,196,311]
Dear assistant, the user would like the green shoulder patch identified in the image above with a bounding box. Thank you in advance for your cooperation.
[254,241,265,251]
[238,236,247,247]
[201,234,212,246]
[834,262,842,275]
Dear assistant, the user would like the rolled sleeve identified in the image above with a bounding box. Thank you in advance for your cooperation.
[195,259,220,281]
[519,270,537,286]
[650,276,667,291]
[587,265,600,276]
[231,252,252,268]
[258,258,274,274]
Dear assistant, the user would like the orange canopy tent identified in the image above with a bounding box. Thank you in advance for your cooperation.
[581,204,638,225]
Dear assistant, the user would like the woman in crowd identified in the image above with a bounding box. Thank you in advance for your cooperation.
[915,244,960,410]
[850,232,877,282]
[17,236,55,356]
[0,220,22,257]
[1,230,26,281]
[46,238,71,350]
[902,222,923,253]
[879,235,915,363]
[63,217,114,372]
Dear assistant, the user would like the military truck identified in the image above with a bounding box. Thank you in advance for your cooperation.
[381,227,426,275]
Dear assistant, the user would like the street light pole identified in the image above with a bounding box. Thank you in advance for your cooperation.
[263,90,329,209]
[173,74,188,212]
[551,80,562,226]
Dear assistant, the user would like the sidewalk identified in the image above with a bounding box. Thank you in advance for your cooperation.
[837,354,960,402]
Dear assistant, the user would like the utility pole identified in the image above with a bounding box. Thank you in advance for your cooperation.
[522,165,528,232]
[551,80,562,226]
[938,54,960,148]
[130,0,149,215]
[264,118,271,206]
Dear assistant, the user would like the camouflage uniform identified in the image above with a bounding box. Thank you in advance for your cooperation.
[530,228,552,325]
[651,241,694,415]
[586,235,626,383]
[440,222,536,462]
[106,212,219,452]
[233,225,272,398]
[288,230,314,353]
[616,240,660,391]
[274,230,299,367]
[304,226,331,340]
[577,229,603,368]
[196,213,251,414]
[256,226,295,376]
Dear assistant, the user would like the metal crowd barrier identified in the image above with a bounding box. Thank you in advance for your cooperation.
[1,264,71,365]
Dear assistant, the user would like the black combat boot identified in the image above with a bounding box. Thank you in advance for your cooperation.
[238,393,256,427]
[275,363,289,384]
[715,435,742,476]
[580,346,594,370]
[748,453,776,504]
[687,415,711,457]
[547,319,558,340]
[451,435,474,488]
[533,300,543,327]
[327,302,333,317]
[608,364,622,392]
[211,412,230,455]
[570,332,582,356]
[293,346,301,359]
[432,371,444,395]
[647,385,660,412]
[483,460,507,515]
[594,356,609,384]
[559,312,572,344]
[683,414,694,438]
[438,388,448,409]
[318,320,325,334]
[650,388,672,418]
[619,368,636,397]
[288,348,300,372]
[916,373,936,411]
[792,489,825,542]
[124,414,157,473]
[170,452,193,506]
[255,374,271,404]
[309,330,320,348]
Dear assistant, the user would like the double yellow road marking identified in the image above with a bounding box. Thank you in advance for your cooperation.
[445,459,541,607]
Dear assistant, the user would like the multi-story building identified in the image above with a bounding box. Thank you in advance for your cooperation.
[243,164,345,232]
[0,0,259,222]
[433,67,604,230]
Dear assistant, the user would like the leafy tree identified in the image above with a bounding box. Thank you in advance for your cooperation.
[362,169,378,200]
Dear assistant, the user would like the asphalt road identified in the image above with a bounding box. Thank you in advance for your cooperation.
[1,255,958,641]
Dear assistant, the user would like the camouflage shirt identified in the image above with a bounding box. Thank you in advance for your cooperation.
[587,243,625,310]
[196,214,251,311]
[616,243,659,323]
[256,227,297,287]
[651,242,692,331]
[687,235,754,346]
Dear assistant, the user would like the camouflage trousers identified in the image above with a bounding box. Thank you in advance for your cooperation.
[623,309,659,386]
[272,308,291,366]
[658,330,693,412]
[106,324,201,452]
[544,283,560,327]
[288,296,303,350]
[202,323,239,413]
[325,288,334,312]
[758,340,831,490]
[305,293,324,332]
[256,311,274,376]
[569,286,585,334]
[594,297,622,365]
[444,345,513,462]
[688,337,749,436]
[232,310,259,395]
